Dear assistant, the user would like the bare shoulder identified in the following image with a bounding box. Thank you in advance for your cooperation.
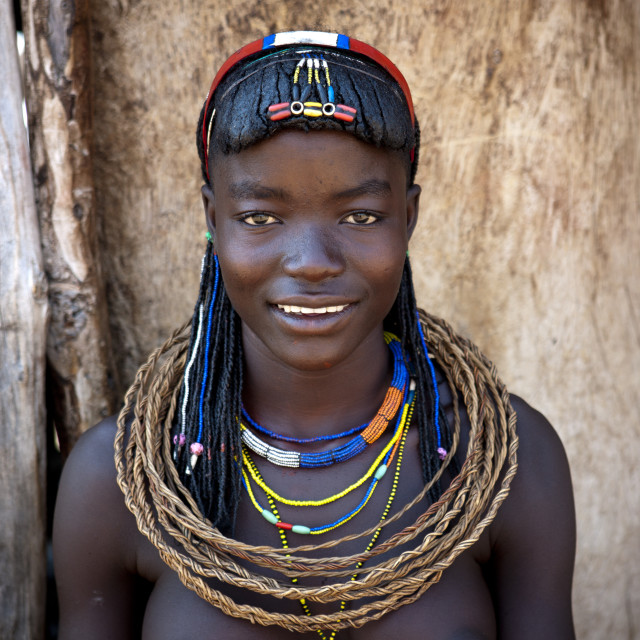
[495,394,574,531]
[54,415,135,549]
[487,394,576,639]
[53,416,144,639]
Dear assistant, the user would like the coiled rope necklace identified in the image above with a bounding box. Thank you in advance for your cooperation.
[115,310,518,632]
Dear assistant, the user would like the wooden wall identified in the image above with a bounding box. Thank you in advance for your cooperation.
[20,0,640,637]
[1,1,47,636]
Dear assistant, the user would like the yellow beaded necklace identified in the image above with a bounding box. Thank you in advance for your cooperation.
[241,384,415,536]
[264,406,413,640]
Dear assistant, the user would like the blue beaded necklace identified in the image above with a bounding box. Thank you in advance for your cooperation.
[240,335,408,471]
[241,407,368,444]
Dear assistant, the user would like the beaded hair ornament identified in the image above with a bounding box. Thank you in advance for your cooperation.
[201,30,416,182]
[267,54,357,123]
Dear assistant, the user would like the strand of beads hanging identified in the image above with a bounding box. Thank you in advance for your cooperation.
[267,54,357,123]
[415,311,447,461]
[241,383,415,535]
[268,401,413,640]
[240,333,408,468]
[173,241,212,463]
[176,247,221,475]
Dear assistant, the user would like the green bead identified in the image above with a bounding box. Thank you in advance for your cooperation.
[205,231,212,242]
[374,464,388,480]
[261,509,278,524]
[292,525,311,535]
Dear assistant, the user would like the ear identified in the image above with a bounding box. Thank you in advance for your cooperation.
[201,184,216,239]
[406,183,421,240]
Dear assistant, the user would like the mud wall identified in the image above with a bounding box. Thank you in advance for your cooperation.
[88,2,640,637]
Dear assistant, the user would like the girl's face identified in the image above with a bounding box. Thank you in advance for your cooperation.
[205,129,420,372]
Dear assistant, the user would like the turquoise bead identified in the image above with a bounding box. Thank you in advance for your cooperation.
[292,525,311,535]
[374,464,388,480]
[262,509,278,524]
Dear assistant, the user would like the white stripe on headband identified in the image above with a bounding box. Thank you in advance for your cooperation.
[267,31,348,49]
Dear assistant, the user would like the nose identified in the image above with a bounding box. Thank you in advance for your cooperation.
[281,225,345,282]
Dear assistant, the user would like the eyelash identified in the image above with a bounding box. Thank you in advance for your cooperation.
[240,212,279,226]
[343,211,380,225]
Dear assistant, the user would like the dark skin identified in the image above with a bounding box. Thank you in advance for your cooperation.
[54,130,576,639]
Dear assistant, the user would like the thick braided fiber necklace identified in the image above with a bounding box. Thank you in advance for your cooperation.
[115,310,519,632]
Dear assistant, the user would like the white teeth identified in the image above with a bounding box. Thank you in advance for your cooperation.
[277,304,348,315]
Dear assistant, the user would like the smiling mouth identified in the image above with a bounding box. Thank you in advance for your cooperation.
[276,304,350,315]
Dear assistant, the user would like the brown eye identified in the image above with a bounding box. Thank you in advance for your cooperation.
[243,213,278,226]
[344,212,378,225]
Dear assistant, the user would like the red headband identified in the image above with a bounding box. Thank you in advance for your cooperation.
[202,31,416,180]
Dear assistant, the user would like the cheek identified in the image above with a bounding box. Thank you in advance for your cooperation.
[353,242,406,305]
[217,254,265,313]
[214,226,276,299]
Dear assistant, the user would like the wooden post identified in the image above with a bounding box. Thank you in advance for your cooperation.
[22,0,118,453]
[0,1,47,637]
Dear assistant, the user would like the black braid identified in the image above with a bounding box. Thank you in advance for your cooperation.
[385,258,457,502]
[180,42,450,531]
[173,242,243,534]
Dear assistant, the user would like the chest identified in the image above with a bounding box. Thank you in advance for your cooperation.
[139,549,495,640]
[135,436,497,640]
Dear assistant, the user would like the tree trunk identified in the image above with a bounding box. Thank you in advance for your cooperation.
[22,0,118,453]
[0,2,47,637]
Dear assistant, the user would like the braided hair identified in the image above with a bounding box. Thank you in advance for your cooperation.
[175,39,453,534]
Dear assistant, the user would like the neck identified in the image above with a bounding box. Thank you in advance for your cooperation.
[241,328,393,438]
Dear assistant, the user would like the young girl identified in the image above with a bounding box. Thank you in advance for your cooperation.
[53,31,576,639]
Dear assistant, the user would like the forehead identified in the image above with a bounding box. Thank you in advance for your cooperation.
[211,130,409,193]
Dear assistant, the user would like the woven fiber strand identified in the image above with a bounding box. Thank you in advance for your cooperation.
[115,310,518,631]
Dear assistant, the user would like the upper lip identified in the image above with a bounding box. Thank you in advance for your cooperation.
[271,298,355,308]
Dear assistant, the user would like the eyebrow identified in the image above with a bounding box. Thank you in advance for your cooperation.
[227,180,288,200]
[332,179,393,200]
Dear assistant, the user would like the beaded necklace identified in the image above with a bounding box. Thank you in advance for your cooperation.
[241,417,400,507]
[241,407,368,444]
[241,380,412,509]
[265,405,412,640]
[240,333,408,468]
[241,383,415,535]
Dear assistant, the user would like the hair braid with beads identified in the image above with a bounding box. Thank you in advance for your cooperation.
[175,40,454,534]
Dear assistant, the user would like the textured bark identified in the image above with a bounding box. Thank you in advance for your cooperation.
[22,0,118,452]
[0,2,47,637]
